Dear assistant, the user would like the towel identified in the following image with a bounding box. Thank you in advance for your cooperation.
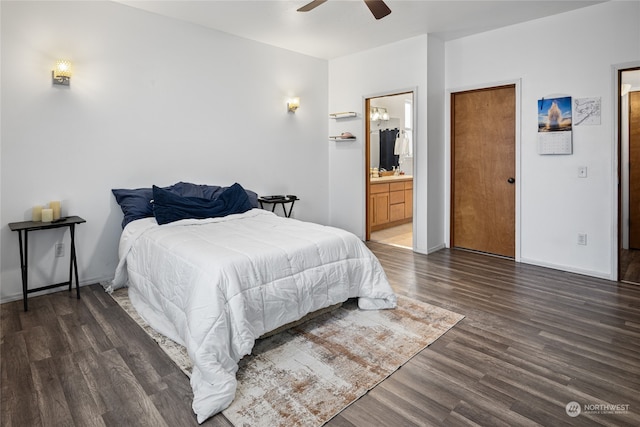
[395,132,412,157]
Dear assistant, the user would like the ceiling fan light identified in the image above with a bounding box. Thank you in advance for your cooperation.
[297,0,328,12]
[364,0,392,20]
[298,0,392,20]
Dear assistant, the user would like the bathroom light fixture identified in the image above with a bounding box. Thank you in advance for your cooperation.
[52,59,73,86]
[287,97,300,113]
[370,107,389,121]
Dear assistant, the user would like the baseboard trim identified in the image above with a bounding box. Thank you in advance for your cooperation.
[519,257,612,281]
[428,243,446,254]
[0,276,113,305]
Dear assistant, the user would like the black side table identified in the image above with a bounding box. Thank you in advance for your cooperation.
[8,216,86,311]
[258,195,298,218]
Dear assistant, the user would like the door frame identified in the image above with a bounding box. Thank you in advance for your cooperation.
[627,90,640,250]
[364,89,416,248]
[614,62,640,282]
[445,79,522,261]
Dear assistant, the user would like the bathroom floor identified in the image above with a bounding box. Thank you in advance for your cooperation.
[370,223,412,249]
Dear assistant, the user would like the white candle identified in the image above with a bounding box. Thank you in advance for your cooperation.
[49,201,61,220]
[41,208,53,222]
[32,206,43,222]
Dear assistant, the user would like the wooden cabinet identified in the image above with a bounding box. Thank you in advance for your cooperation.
[370,178,413,231]
[389,182,405,222]
[370,183,390,227]
[404,180,413,218]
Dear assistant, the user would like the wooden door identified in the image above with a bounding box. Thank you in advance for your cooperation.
[630,91,640,249]
[452,85,516,257]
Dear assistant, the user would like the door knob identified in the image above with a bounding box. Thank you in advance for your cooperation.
[507,177,515,184]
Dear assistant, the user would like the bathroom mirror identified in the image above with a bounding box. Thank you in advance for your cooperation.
[369,93,413,176]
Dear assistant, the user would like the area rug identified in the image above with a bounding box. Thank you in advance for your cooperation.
[110,289,464,426]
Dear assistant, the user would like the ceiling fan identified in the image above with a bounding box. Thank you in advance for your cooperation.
[297,0,392,20]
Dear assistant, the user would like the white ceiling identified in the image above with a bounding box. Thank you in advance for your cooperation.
[116,0,605,59]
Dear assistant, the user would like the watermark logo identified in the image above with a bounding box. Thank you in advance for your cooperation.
[565,401,630,417]
[566,401,581,417]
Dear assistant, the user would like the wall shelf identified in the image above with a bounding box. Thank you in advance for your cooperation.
[329,112,357,119]
[329,136,356,141]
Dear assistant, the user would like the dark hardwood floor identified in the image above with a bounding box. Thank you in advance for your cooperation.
[2,245,640,426]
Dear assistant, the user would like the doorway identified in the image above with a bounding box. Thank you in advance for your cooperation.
[619,67,640,284]
[451,85,516,258]
[366,92,414,249]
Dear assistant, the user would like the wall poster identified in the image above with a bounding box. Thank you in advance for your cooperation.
[537,96,573,155]
[574,97,601,126]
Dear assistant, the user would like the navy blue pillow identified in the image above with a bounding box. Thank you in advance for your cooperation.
[242,188,260,209]
[113,182,259,228]
[169,181,222,199]
[112,188,154,228]
[152,182,253,225]
[112,183,222,228]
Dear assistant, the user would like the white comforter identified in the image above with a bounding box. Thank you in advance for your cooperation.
[109,209,396,423]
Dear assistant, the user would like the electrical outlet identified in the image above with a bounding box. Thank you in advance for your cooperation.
[578,166,588,178]
[577,233,587,246]
[55,243,65,257]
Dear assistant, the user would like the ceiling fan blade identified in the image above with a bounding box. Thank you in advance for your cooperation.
[297,0,328,12]
[363,0,391,20]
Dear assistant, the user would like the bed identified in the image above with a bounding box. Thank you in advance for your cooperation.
[107,182,397,423]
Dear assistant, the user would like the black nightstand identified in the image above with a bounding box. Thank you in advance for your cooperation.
[8,216,86,311]
[258,195,298,218]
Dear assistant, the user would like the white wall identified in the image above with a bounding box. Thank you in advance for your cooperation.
[3,2,635,304]
[0,1,329,302]
[328,35,436,253]
[445,1,640,278]
[427,36,446,253]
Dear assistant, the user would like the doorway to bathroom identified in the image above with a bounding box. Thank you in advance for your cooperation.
[618,66,640,284]
[365,91,415,249]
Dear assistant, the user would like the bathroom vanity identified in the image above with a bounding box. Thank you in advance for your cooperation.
[369,175,413,231]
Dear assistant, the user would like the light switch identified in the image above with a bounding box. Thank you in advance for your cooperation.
[578,166,587,178]
[577,233,587,245]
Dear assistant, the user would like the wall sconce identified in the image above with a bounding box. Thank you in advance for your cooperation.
[52,60,73,86]
[287,97,300,113]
